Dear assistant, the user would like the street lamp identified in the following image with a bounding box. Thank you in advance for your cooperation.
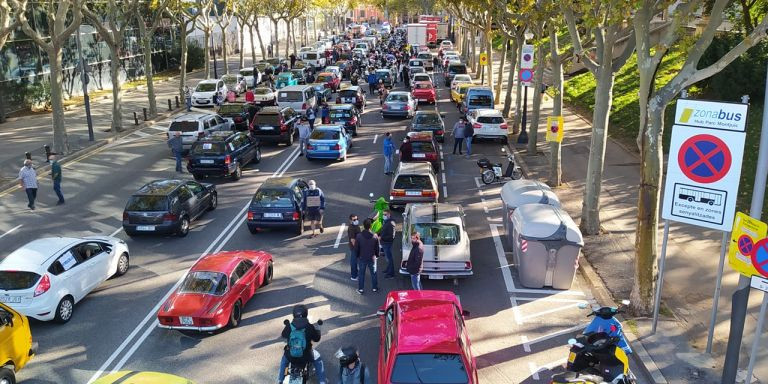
[517,30,534,145]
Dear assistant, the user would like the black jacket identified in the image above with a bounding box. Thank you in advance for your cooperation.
[355,230,380,262]
[406,241,424,274]
[348,223,362,250]
[380,218,396,243]
[281,317,321,363]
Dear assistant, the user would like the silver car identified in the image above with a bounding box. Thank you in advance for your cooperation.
[389,161,438,209]
[400,203,472,279]
[381,91,418,118]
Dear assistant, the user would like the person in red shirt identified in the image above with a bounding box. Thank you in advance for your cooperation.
[244,89,255,102]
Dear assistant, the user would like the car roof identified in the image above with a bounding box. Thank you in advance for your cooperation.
[388,290,462,354]
[467,86,493,92]
[172,112,212,122]
[407,131,435,142]
[475,108,502,116]
[396,161,434,174]
[135,179,186,195]
[258,106,284,114]
[389,91,410,96]
[415,110,439,116]
[317,71,333,76]
[240,67,254,71]
[260,176,300,189]
[199,131,238,141]
[280,85,313,91]
[1,237,82,270]
[198,79,218,84]
[408,203,463,222]
[339,85,360,91]
[315,124,344,131]
[192,251,248,274]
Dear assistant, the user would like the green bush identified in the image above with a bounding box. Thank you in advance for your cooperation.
[25,80,51,110]
[698,35,768,103]
[171,42,205,72]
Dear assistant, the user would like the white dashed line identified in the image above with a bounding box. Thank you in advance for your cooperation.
[441,173,446,184]
[490,224,523,325]
[334,223,347,249]
[442,185,448,198]
[522,324,584,352]
[0,224,22,240]
[359,167,367,181]
[109,227,123,237]
[373,134,378,143]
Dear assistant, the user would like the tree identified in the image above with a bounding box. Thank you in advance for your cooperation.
[246,2,267,62]
[547,17,564,186]
[264,0,289,59]
[525,8,549,155]
[83,0,141,134]
[214,0,236,74]
[630,0,768,313]
[0,0,24,50]
[167,0,201,100]
[136,0,170,117]
[561,0,636,236]
[235,0,248,67]
[195,0,215,78]
[18,0,84,154]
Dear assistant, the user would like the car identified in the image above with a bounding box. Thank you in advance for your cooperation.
[254,61,271,74]
[316,71,341,92]
[0,303,36,383]
[408,67,426,85]
[416,52,434,71]
[263,57,284,71]
[408,59,424,69]
[445,62,468,86]
[409,110,446,142]
[418,45,430,53]
[400,203,472,278]
[452,82,474,105]
[290,68,308,85]
[382,92,418,118]
[461,86,494,115]
[0,236,130,323]
[187,131,261,181]
[217,102,260,131]
[325,65,341,78]
[276,72,299,88]
[411,81,436,104]
[374,69,395,88]
[299,46,315,53]
[439,40,454,50]
[191,79,228,107]
[377,290,478,384]
[411,73,432,86]
[251,87,277,106]
[306,124,353,161]
[122,179,217,237]
[311,82,333,103]
[92,371,195,384]
[157,250,273,332]
[352,48,366,58]
[450,74,473,93]
[249,106,299,146]
[276,85,319,115]
[240,67,262,88]
[167,113,232,152]
[246,177,308,234]
[336,85,366,112]
[389,162,439,210]
[405,131,440,171]
[443,54,461,67]
[328,104,361,136]
[467,108,509,143]
[220,74,246,95]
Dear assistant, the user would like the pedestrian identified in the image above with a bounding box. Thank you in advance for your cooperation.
[215,91,223,107]
[306,107,317,130]
[267,43,273,58]
[399,136,413,162]
[226,89,236,103]
[167,131,184,173]
[379,210,396,279]
[465,117,475,157]
[184,86,192,111]
[290,53,297,68]
[320,103,330,124]
[354,218,380,295]
[244,88,255,102]
[337,346,371,384]
[382,132,395,175]
[452,116,466,155]
[17,159,38,210]
[298,116,311,157]
[406,232,424,290]
[366,71,377,95]
[347,214,361,281]
[49,154,64,205]
[301,180,325,238]
[402,66,410,88]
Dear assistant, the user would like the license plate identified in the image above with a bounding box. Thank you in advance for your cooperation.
[261,126,275,130]
[136,225,155,231]
[263,212,282,218]
[200,159,214,164]
[429,275,444,280]
[0,296,21,303]
[406,191,421,196]
[319,146,330,151]
[179,316,194,326]
[413,153,426,158]
[344,98,354,102]
[393,105,402,110]
[568,352,576,363]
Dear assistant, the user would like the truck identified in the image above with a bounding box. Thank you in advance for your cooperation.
[407,23,427,46]
[436,23,449,43]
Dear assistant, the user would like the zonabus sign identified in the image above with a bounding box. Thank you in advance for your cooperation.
[674,99,748,132]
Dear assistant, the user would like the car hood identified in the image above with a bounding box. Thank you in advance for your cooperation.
[412,123,443,130]
[161,292,223,317]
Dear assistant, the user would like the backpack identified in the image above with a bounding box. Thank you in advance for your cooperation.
[288,324,307,358]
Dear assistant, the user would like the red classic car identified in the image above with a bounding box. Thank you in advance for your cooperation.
[411,81,437,104]
[316,71,341,92]
[377,290,479,384]
[157,250,274,332]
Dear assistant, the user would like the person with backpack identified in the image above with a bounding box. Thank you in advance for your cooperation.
[278,304,327,384]
[336,346,371,384]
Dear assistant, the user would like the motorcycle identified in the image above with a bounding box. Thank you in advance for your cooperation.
[478,147,523,184]
[283,318,323,384]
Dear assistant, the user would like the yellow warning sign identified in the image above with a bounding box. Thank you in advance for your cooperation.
[545,116,564,143]
[728,212,768,277]
[479,53,488,66]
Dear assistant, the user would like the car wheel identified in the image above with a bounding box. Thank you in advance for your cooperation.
[115,253,129,277]
[254,147,262,163]
[0,367,15,384]
[54,296,74,323]
[249,226,259,234]
[262,262,274,287]
[286,130,295,146]
[177,216,190,237]
[228,301,242,328]
[232,165,242,181]
[208,193,218,211]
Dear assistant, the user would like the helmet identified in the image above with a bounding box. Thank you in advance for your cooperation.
[335,346,359,366]
[292,304,308,319]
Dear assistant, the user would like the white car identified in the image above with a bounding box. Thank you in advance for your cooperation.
[467,108,509,142]
[352,48,366,58]
[451,74,473,91]
[251,87,276,106]
[239,67,262,88]
[440,41,454,50]
[299,46,315,53]
[444,50,460,57]
[443,54,461,67]
[191,79,228,107]
[412,73,433,86]
[408,67,427,84]
[325,66,341,78]
[221,74,246,95]
[0,236,130,323]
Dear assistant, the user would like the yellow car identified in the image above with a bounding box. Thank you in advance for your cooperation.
[452,83,474,104]
[93,371,195,384]
[0,303,36,384]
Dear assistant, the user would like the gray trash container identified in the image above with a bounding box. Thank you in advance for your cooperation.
[500,180,561,249]
[511,203,583,289]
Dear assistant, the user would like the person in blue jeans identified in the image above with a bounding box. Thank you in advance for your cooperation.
[347,214,361,281]
[382,132,395,175]
[167,131,184,173]
[379,210,396,278]
[354,218,380,294]
[406,232,424,290]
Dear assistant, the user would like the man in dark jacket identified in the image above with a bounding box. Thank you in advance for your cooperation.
[289,53,297,68]
[354,218,380,295]
[278,304,327,384]
[347,214,361,281]
[399,136,413,162]
[406,232,424,290]
[379,210,396,278]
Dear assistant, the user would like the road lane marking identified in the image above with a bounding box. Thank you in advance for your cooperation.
[516,297,589,303]
[509,288,586,296]
[528,362,539,380]
[442,185,448,199]
[273,145,301,177]
[521,302,583,321]
[522,324,584,352]
[474,176,483,189]
[359,167,366,181]
[373,134,378,144]
[486,217,502,222]
[441,172,446,184]
[441,160,445,170]
[109,227,123,237]
[529,358,568,381]
[334,223,347,249]
[490,224,522,325]
[0,224,22,240]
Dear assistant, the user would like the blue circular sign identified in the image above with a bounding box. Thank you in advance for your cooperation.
[752,238,768,277]
[519,69,533,82]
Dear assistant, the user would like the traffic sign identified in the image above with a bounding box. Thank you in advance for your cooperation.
[518,68,533,84]
[728,212,767,277]
[520,44,534,69]
[661,99,748,231]
[750,275,768,293]
[546,116,564,143]
[751,238,768,278]
[479,53,488,66]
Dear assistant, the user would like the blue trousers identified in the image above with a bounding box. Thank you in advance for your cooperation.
[382,242,394,277]
[384,154,394,173]
[466,136,473,155]
[349,249,359,279]
[174,151,183,172]
[358,258,378,291]
[278,353,326,383]
[53,179,64,203]
[411,274,422,290]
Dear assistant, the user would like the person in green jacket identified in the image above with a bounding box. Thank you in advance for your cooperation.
[49,154,64,205]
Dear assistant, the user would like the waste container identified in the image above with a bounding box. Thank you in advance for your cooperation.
[500,180,561,249]
[511,203,583,289]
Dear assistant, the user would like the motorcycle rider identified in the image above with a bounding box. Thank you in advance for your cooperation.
[277,304,327,384]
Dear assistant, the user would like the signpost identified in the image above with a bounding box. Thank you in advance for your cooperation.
[516,44,535,145]
[479,53,488,66]
[520,44,534,69]
[729,213,768,278]
[546,116,564,143]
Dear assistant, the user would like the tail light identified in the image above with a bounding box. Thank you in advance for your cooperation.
[465,261,473,270]
[500,123,508,129]
[247,211,254,220]
[292,212,300,220]
[436,130,444,135]
[391,189,406,197]
[224,155,232,165]
[336,98,341,104]
[163,213,178,221]
[404,105,411,111]
[280,120,288,132]
[473,123,482,129]
[422,190,437,197]
[302,103,308,110]
[235,116,243,122]
[307,143,314,150]
[332,144,341,150]
[34,274,51,297]
[122,212,128,221]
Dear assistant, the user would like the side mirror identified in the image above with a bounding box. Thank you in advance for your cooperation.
[376,309,385,316]
[369,192,374,198]
[501,147,507,153]
[461,310,470,318]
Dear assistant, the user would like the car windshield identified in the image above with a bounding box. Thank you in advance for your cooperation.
[252,189,294,208]
[411,223,460,245]
[388,94,408,103]
[179,271,227,295]
[310,129,341,140]
[469,95,493,106]
[196,83,217,92]
[253,88,272,95]
[454,75,471,82]
[414,114,440,125]
[221,76,237,85]
[218,104,244,114]
[448,65,467,74]
[478,115,504,124]
[0,271,40,290]
[278,91,303,102]
[190,142,226,155]
[330,110,352,119]
[377,72,391,79]
[254,113,281,126]
[418,54,431,60]
[390,353,469,383]
[305,53,318,59]
[240,69,253,76]
[415,83,432,90]
[394,175,432,190]
[169,121,199,132]
[125,195,168,211]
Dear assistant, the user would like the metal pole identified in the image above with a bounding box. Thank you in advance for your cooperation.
[75,27,95,142]
[706,231,730,353]
[517,85,529,144]
[651,220,671,334]
[723,69,768,384]
[745,294,768,382]
[211,33,218,79]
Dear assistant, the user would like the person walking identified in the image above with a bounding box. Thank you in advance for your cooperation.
[380,210,396,279]
[366,71,377,95]
[184,86,192,111]
[306,107,317,131]
[354,218,380,294]
[347,214,361,281]
[49,154,64,205]
[301,180,325,238]
[452,117,466,155]
[402,66,410,88]
[167,131,184,173]
[399,136,413,162]
[320,103,330,124]
[17,159,38,210]
[382,132,395,175]
[406,232,425,290]
[297,116,311,157]
[289,53,297,68]
[465,117,475,157]
[267,42,273,58]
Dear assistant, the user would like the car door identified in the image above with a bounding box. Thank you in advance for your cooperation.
[80,242,111,289]
[230,260,255,302]
[54,246,89,301]
[177,185,197,220]
[185,182,208,217]
[382,305,397,382]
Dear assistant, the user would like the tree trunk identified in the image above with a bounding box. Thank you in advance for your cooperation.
[239,22,245,67]
[512,37,524,132]
[580,63,615,235]
[503,36,518,121]
[526,43,546,154]
[292,19,298,55]
[469,28,477,74]
[272,19,279,58]
[284,20,290,58]
[255,17,266,61]
[204,28,211,78]
[221,24,230,74]
[48,48,70,154]
[143,33,157,117]
[108,44,123,133]
[180,25,189,100]
[549,24,563,187]
[485,19,493,103]
[495,37,507,105]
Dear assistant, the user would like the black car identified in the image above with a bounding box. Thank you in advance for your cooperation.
[250,106,300,145]
[409,110,446,142]
[246,177,308,234]
[218,102,260,131]
[329,104,361,136]
[187,131,261,181]
[445,62,468,86]
[336,86,366,112]
[122,179,217,237]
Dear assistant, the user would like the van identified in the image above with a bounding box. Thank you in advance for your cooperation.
[168,113,232,151]
[0,303,36,384]
[276,85,318,115]
[300,50,326,68]
[461,86,494,114]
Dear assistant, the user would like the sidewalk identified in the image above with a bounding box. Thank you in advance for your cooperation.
[478,48,768,383]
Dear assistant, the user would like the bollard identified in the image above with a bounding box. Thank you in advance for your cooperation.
[175,96,180,108]
[43,145,52,162]
[134,111,139,125]
[167,99,172,111]
[143,107,148,121]
[24,151,31,160]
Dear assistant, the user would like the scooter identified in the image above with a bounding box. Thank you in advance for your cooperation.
[478,147,523,184]
[283,319,323,384]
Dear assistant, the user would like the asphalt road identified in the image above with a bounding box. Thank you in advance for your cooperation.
[2,68,646,384]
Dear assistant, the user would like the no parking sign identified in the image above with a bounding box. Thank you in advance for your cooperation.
[728,212,767,277]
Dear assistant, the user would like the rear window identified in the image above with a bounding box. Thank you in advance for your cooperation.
[414,114,440,125]
[253,88,272,95]
[330,110,353,119]
[469,95,493,106]
[305,53,318,59]
[415,83,432,90]
[0,271,40,290]
[317,74,333,82]
[252,189,294,208]
[339,90,358,98]
[410,60,424,66]
[169,121,199,132]
[179,271,227,295]
[411,223,460,245]
[310,129,341,140]
[412,142,435,153]
[418,54,431,60]
[410,67,425,74]
[477,115,504,124]
[125,195,169,211]
[190,142,226,155]
[394,175,433,190]
[196,83,216,92]
[240,69,253,76]
[448,65,467,74]
[387,94,408,103]
[390,353,469,383]
[221,75,238,85]
[254,113,281,126]
[278,91,303,102]
[218,104,244,114]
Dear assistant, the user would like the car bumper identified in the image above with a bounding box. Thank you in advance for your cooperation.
[123,223,180,235]
[12,296,59,321]
[252,133,290,142]
[247,220,299,228]
[381,110,410,117]
[254,99,276,105]
[414,96,435,103]
[389,196,438,208]
[188,165,237,177]
[400,269,474,278]
[191,100,213,106]
[158,323,224,332]
[307,150,345,159]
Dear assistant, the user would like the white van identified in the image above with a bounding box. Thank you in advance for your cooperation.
[300,50,326,68]
[276,85,318,115]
